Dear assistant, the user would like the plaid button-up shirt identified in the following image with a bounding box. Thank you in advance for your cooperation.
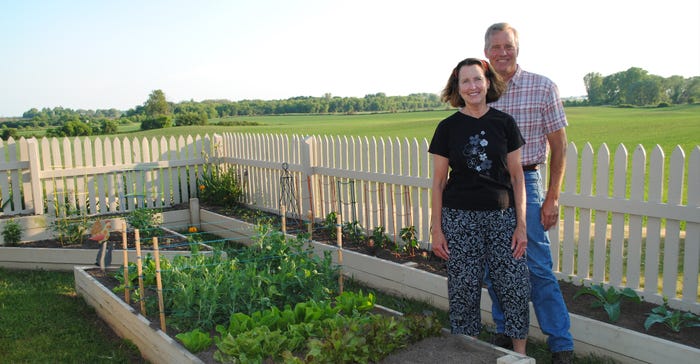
[489,66,568,166]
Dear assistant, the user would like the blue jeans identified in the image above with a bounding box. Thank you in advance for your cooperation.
[484,170,574,352]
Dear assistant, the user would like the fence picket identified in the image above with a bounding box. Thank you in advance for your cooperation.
[644,146,665,298]
[627,145,646,289]
[578,143,594,281]
[662,147,685,301]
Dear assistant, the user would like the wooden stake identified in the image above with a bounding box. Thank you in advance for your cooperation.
[152,237,166,333]
[306,176,314,226]
[122,223,130,303]
[336,213,343,294]
[281,204,287,234]
[307,210,313,237]
[135,229,146,316]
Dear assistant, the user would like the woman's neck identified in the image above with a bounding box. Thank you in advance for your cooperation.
[461,104,489,119]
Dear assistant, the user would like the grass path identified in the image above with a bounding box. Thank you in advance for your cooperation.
[0,268,144,363]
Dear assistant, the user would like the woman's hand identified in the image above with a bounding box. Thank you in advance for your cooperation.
[431,230,449,260]
[511,224,527,259]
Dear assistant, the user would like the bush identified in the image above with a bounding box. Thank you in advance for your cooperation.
[197,160,243,208]
[1,219,22,246]
[140,115,173,130]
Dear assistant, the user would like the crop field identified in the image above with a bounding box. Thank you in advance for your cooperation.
[119,104,699,155]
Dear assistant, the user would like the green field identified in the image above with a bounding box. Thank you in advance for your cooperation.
[133,105,698,155]
[16,104,699,155]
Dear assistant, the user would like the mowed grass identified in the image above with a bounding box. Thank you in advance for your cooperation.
[0,268,144,363]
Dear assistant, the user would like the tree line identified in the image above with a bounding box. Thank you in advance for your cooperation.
[2,67,697,138]
[582,67,698,106]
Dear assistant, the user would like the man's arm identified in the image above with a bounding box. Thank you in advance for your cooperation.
[542,127,567,230]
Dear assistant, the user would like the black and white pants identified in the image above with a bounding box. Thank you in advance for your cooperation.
[442,207,530,339]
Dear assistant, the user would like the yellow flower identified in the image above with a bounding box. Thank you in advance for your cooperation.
[199,184,205,191]
[188,226,198,233]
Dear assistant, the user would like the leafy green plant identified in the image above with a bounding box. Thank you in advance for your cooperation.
[50,209,91,246]
[322,211,338,240]
[371,226,390,249]
[342,219,365,244]
[112,223,338,331]
[644,298,700,333]
[400,225,419,256]
[175,328,212,353]
[573,283,641,322]
[126,208,161,239]
[1,218,22,246]
[197,151,243,208]
[214,291,441,363]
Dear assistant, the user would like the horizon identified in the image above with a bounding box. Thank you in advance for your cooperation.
[1,0,698,117]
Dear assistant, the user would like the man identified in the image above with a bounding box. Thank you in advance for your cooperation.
[482,22,574,364]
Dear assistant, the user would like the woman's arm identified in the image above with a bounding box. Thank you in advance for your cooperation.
[431,154,450,260]
[507,148,527,259]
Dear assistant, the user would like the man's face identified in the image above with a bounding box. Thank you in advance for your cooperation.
[485,30,519,78]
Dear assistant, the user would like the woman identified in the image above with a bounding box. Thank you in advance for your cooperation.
[429,58,530,354]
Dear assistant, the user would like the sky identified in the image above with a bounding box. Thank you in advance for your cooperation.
[1,0,699,117]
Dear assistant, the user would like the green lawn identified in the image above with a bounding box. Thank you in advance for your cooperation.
[0,268,144,363]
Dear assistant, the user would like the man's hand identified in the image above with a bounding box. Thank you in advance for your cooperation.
[541,196,559,231]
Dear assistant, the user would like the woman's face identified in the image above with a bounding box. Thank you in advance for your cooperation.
[458,64,489,107]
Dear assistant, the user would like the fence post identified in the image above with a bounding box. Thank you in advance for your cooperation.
[26,139,44,215]
[300,136,316,222]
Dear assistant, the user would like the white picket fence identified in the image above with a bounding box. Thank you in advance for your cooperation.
[0,133,698,314]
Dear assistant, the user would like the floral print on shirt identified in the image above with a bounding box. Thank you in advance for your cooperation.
[463,131,492,175]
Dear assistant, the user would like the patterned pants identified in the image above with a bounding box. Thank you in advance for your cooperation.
[442,207,530,338]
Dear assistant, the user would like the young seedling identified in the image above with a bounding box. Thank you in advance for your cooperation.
[644,299,700,333]
[573,283,641,322]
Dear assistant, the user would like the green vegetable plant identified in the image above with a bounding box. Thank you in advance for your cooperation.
[196,150,243,208]
[50,208,91,246]
[573,283,641,322]
[400,225,419,257]
[342,219,365,244]
[126,207,161,239]
[1,218,22,246]
[644,298,700,333]
[322,211,338,240]
[371,226,390,250]
[175,328,212,353]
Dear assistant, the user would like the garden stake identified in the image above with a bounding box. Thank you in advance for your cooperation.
[281,204,286,234]
[336,213,343,293]
[135,229,146,315]
[306,176,314,224]
[121,223,130,303]
[152,237,166,333]
[307,210,313,237]
[364,183,370,234]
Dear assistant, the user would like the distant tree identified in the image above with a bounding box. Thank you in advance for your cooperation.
[46,120,92,137]
[141,115,173,130]
[144,89,170,117]
[175,112,207,126]
[1,128,18,140]
[100,119,119,134]
[584,72,604,105]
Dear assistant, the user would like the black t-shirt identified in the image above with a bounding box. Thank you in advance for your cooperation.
[428,108,525,210]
